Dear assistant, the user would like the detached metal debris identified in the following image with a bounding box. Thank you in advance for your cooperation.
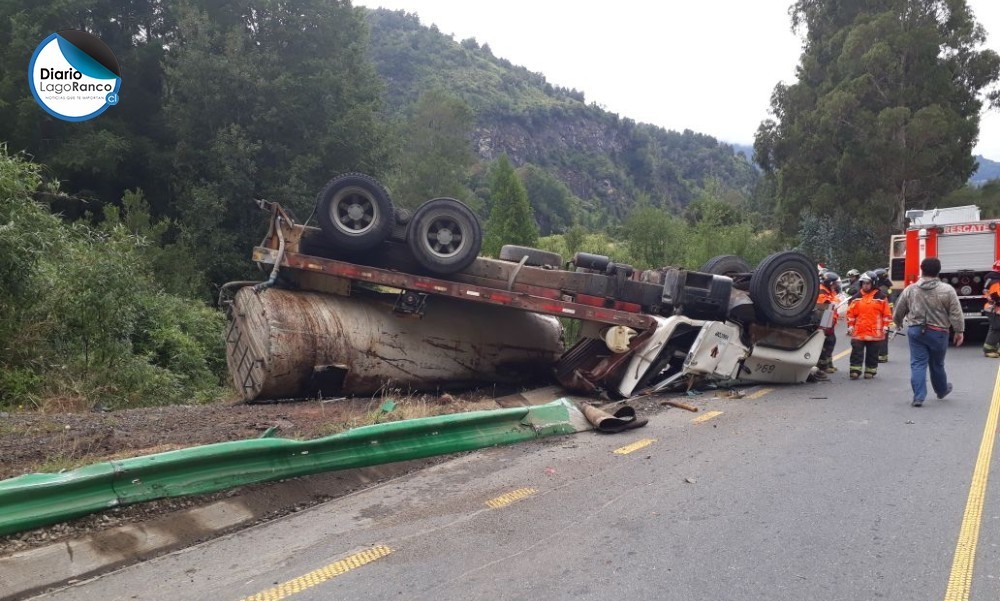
[579,404,648,433]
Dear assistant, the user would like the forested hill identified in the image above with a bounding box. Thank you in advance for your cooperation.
[973,156,1000,185]
[365,9,758,220]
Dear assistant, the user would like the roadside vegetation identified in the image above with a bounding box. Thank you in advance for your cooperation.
[0,149,226,411]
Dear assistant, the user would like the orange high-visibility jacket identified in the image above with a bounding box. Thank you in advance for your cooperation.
[846,288,892,341]
[985,280,1000,313]
[817,284,840,327]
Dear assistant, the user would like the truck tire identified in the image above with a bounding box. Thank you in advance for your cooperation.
[499,245,563,268]
[315,173,394,252]
[407,197,483,275]
[700,255,751,277]
[749,250,818,326]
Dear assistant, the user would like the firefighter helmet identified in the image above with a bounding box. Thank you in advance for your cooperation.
[874,268,887,279]
[846,269,860,278]
[858,272,873,284]
[821,271,841,293]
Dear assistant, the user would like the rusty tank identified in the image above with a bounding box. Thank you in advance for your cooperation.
[225,287,564,401]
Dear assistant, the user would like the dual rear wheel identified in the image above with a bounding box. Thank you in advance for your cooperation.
[315,174,482,274]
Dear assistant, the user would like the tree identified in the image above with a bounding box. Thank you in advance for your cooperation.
[623,205,681,269]
[163,0,392,294]
[0,0,176,216]
[390,88,475,208]
[755,0,1000,261]
[483,154,538,255]
[518,164,578,235]
[0,147,225,410]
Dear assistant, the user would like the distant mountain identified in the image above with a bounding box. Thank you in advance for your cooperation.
[364,9,758,221]
[973,156,1000,186]
[363,9,995,219]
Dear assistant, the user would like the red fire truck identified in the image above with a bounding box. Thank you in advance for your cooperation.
[890,205,998,328]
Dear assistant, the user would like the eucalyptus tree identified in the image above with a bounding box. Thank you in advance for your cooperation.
[755,0,1000,263]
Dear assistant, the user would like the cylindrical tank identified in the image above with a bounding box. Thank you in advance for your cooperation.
[226,287,564,401]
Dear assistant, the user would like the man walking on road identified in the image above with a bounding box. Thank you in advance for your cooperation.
[892,258,965,407]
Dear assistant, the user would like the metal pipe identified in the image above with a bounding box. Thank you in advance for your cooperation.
[254,216,287,292]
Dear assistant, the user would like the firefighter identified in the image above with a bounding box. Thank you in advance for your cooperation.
[873,268,893,362]
[983,259,1000,357]
[816,271,841,374]
[846,272,893,379]
[844,269,861,296]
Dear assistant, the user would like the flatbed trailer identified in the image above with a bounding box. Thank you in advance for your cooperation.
[250,246,659,331]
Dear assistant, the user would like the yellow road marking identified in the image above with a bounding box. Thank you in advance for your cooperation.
[239,545,392,601]
[692,410,724,424]
[613,438,656,455]
[746,388,774,400]
[833,348,851,361]
[943,365,1000,600]
[485,487,537,509]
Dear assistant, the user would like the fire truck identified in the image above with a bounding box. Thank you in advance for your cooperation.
[889,205,997,328]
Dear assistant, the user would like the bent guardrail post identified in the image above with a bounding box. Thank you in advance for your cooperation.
[0,399,588,536]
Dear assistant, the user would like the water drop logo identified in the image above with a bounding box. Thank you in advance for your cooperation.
[28,30,121,122]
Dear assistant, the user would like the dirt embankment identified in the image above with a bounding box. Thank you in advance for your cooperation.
[0,389,525,557]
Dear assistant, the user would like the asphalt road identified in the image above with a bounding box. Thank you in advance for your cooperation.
[27,331,1000,601]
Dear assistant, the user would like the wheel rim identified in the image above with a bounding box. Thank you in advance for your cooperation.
[423,216,465,257]
[773,269,807,310]
[331,188,377,236]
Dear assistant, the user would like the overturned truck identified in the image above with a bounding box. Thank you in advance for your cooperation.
[224,173,828,402]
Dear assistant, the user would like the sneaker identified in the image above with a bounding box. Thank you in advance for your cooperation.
[849,372,860,380]
[937,383,953,400]
[912,399,924,407]
[863,373,875,379]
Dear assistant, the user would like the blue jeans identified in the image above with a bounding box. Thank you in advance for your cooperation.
[907,326,949,401]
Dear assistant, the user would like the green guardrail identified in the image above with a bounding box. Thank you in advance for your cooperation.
[0,399,586,536]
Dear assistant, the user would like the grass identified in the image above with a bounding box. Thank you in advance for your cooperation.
[34,453,91,475]
[0,419,67,436]
[312,389,505,437]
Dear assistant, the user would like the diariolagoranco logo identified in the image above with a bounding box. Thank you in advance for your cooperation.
[29,30,121,122]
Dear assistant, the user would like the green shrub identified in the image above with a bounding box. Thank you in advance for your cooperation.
[0,147,230,411]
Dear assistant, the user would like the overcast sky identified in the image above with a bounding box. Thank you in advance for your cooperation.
[354,0,1000,161]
